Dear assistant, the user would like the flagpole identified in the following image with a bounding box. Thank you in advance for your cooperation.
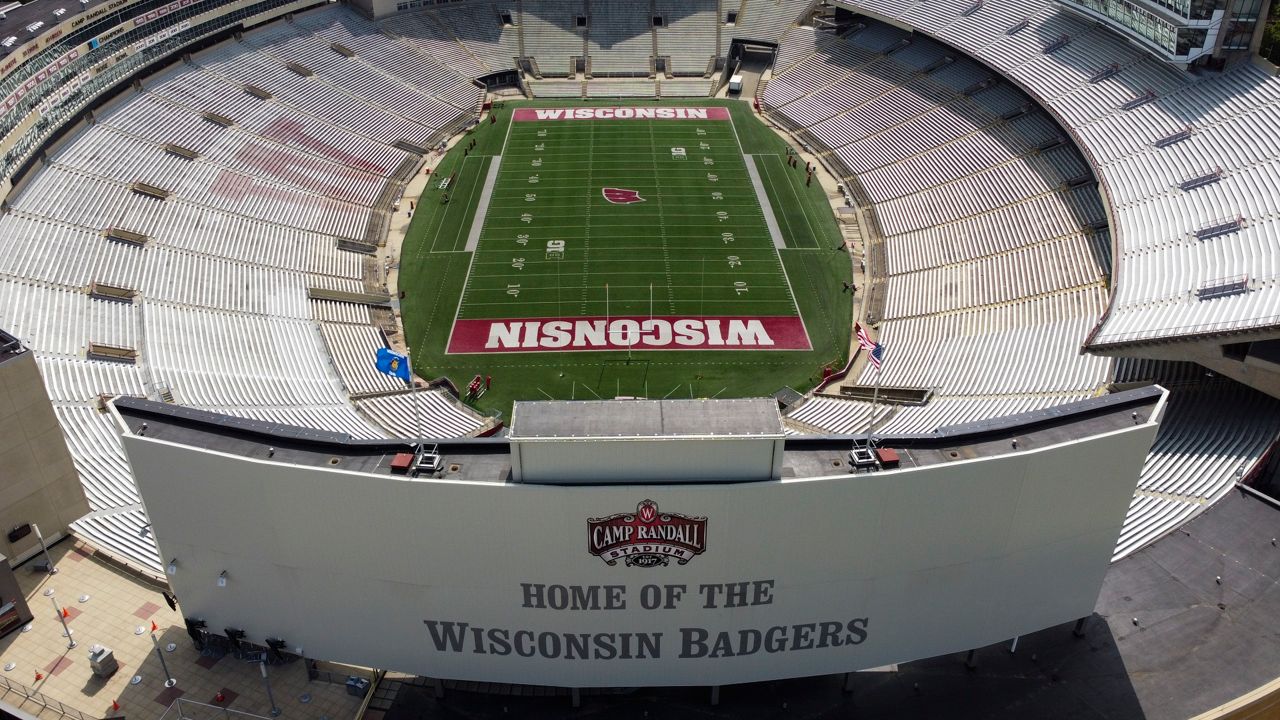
[406,349,422,453]
[866,365,882,449]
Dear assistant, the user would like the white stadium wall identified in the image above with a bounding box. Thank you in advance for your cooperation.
[122,423,1158,687]
[511,438,786,484]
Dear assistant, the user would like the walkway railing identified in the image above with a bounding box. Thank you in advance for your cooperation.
[159,698,274,720]
[0,674,96,720]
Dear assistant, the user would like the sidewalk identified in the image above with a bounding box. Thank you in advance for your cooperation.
[0,541,364,720]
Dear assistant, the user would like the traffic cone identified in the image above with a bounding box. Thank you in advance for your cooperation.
[215,691,226,703]
[151,620,158,632]
[34,671,42,682]
[61,607,69,618]
[112,700,120,712]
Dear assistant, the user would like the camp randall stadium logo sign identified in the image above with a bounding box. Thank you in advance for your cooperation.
[588,500,707,568]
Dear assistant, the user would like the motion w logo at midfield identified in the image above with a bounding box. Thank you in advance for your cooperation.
[588,500,707,567]
[602,187,645,204]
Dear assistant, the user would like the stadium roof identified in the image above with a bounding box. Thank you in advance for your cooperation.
[508,398,784,440]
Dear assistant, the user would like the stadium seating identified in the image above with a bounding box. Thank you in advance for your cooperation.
[519,1,585,77]
[841,0,1280,347]
[660,78,716,97]
[531,79,586,98]
[763,23,1112,435]
[655,0,719,75]
[722,0,808,55]
[762,12,1280,559]
[1111,376,1280,560]
[293,8,484,111]
[398,3,519,77]
[0,7,498,573]
[0,0,1276,577]
[587,2,652,76]
[585,79,657,98]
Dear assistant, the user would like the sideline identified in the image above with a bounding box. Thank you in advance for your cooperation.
[465,156,503,252]
[744,154,787,250]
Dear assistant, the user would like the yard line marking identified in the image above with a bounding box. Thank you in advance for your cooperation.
[648,120,677,313]
[580,120,594,314]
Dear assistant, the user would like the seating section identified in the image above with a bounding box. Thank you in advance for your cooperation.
[766,15,1280,559]
[589,79,654,97]
[356,392,493,439]
[531,79,586,98]
[588,2,652,75]
[390,0,809,84]
[0,8,495,574]
[723,0,808,55]
[521,1,585,76]
[789,393,1093,435]
[765,26,1112,435]
[70,508,156,577]
[655,0,718,75]
[51,125,373,240]
[293,8,483,112]
[397,4,519,77]
[849,0,1280,347]
[321,322,405,397]
[1112,379,1280,560]
[661,78,715,97]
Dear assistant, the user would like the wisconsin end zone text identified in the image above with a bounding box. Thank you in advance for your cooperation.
[447,316,812,353]
[512,107,731,122]
[422,619,870,660]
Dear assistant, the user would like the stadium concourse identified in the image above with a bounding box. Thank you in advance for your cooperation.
[0,0,1274,714]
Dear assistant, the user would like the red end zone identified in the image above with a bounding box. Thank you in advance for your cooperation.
[512,107,731,122]
[448,316,810,353]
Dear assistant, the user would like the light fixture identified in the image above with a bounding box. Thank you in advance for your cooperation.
[166,559,177,576]
[216,571,228,588]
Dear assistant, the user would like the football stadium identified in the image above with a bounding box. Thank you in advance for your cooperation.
[0,0,1278,717]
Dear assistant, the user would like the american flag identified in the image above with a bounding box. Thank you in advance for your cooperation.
[855,323,875,352]
[856,323,884,371]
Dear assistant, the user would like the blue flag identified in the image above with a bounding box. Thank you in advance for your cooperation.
[375,347,412,382]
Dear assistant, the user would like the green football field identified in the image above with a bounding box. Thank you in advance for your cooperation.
[399,100,852,420]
